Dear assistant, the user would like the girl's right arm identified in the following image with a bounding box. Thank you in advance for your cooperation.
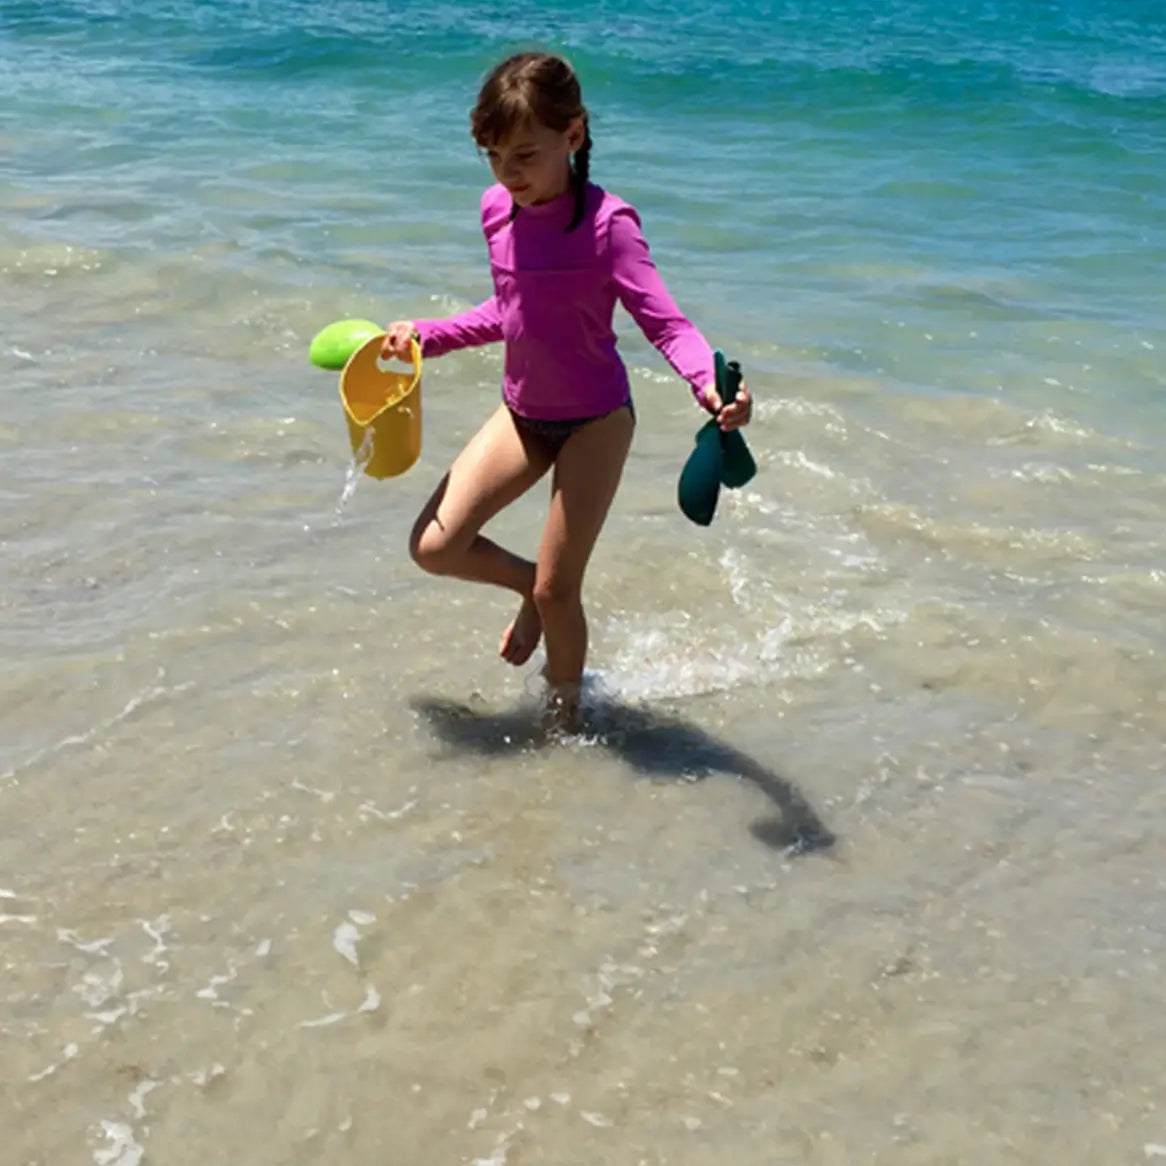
[382,297,504,361]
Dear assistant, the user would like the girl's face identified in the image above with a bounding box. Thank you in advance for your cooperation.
[485,117,585,206]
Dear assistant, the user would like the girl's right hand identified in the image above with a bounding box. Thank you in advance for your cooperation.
[381,320,418,361]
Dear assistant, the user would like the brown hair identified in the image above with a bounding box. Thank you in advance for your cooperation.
[470,52,593,232]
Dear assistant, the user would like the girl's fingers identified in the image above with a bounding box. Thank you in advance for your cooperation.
[719,389,752,431]
[380,320,416,360]
[380,330,408,360]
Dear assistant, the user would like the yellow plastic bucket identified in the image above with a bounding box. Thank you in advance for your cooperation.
[338,334,422,479]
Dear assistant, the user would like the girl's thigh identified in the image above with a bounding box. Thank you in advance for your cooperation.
[412,404,554,555]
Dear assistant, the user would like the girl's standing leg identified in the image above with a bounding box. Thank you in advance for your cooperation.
[411,404,554,664]
[532,405,635,726]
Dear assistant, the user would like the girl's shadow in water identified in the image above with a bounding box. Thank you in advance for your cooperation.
[410,693,835,855]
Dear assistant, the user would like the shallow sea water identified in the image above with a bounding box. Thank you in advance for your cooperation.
[2,1,1165,1162]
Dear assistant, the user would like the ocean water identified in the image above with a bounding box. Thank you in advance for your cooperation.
[2,1,1165,1162]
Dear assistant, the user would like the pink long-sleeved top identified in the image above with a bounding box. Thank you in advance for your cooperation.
[414,182,715,421]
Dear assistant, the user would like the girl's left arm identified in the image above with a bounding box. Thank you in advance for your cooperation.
[609,207,716,403]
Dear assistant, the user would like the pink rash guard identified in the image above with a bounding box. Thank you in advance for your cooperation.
[414,182,715,421]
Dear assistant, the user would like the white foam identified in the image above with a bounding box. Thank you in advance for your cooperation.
[298,984,380,1029]
[776,448,838,479]
[28,1043,79,1083]
[189,1064,226,1088]
[472,1128,520,1166]
[602,619,763,700]
[140,915,171,972]
[1025,410,1092,441]
[58,929,115,955]
[74,961,124,1008]
[299,1009,348,1030]
[603,546,903,703]
[196,967,237,1001]
[471,1149,508,1166]
[292,780,336,802]
[88,1005,129,1027]
[763,397,847,426]
[1010,462,1073,484]
[128,1080,159,1120]
[332,922,361,967]
[358,797,417,822]
[92,1120,143,1166]
[1085,462,1140,476]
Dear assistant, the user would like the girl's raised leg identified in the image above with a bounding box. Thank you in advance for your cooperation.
[410,404,554,664]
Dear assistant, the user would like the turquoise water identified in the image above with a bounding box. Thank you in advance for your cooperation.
[3,0,1164,430]
[3,3,1166,1163]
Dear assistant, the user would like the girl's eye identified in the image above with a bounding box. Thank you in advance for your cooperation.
[487,148,536,166]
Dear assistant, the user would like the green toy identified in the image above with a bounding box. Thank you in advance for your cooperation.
[308,318,383,371]
[677,349,757,526]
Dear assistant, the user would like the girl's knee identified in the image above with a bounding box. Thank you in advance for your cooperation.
[409,521,457,575]
[532,574,581,612]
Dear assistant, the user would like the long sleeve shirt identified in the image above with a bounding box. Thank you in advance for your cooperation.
[414,182,715,421]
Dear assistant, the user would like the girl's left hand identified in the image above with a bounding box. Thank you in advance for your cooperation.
[698,382,753,431]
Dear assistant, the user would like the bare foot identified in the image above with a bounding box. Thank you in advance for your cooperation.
[499,597,542,666]
[540,680,582,738]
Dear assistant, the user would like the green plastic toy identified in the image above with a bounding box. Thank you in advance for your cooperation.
[677,349,757,526]
[308,318,383,371]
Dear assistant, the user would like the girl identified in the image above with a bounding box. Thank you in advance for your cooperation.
[382,51,752,730]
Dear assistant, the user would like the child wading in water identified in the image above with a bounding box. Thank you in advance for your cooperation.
[382,52,752,730]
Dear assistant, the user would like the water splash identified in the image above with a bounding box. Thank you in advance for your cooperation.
[335,430,374,518]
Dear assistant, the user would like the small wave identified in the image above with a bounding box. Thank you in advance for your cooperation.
[988,409,1098,447]
[1086,62,1166,100]
[1008,462,1075,484]
[602,592,901,702]
[0,241,107,280]
[855,501,1100,564]
[1,669,192,786]
[775,449,838,480]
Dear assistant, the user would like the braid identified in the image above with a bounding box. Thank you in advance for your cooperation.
[566,122,592,232]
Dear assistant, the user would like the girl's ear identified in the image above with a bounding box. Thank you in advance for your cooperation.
[565,117,586,153]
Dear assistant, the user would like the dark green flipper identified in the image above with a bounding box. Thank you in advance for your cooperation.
[677,418,724,526]
[677,349,757,525]
[717,356,757,490]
